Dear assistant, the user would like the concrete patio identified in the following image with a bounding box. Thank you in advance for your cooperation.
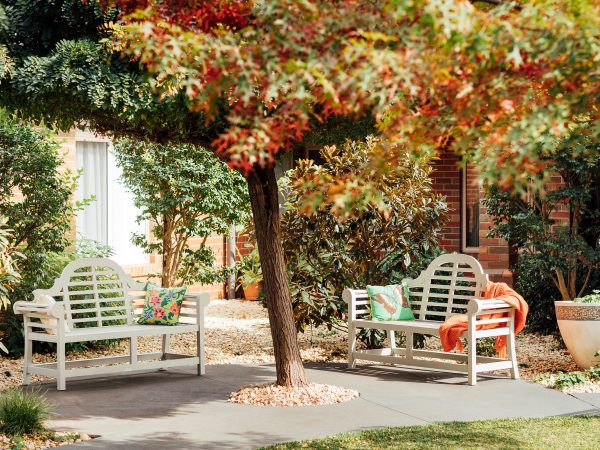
[40,363,599,449]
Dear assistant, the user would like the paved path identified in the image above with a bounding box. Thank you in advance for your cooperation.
[41,363,599,449]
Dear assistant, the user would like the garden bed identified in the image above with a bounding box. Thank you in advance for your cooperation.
[0,300,595,393]
[0,431,90,449]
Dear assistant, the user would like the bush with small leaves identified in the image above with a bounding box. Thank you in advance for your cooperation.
[586,366,600,381]
[0,389,51,435]
[574,290,600,304]
[553,372,586,390]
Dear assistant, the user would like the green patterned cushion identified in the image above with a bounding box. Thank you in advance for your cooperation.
[367,282,415,321]
[138,282,187,325]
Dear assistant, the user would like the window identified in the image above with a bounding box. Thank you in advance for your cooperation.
[75,140,148,265]
[462,163,481,251]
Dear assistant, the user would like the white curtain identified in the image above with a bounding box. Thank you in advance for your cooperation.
[76,142,148,265]
[76,142,108,245]
[107,150,148,265]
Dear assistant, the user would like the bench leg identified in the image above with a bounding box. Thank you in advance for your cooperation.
[130,337,138,365]
[57,342,66,391]
[197,329,205,376]
[507,316,519,380]
[23,337,32,386]
[348,323,357,369]
[388,330,396,351]
[161,334,170,361]
[467,315,477,386]
[405,331,413,361]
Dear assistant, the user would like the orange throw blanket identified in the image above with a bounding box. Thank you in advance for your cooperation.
[439,282,528,358]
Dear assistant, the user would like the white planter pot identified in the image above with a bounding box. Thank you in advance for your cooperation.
[555,301,600,369]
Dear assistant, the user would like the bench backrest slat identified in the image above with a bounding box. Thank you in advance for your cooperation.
[33,258,146,329]
[344,253,488,322]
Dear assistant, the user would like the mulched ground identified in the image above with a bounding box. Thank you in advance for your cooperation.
[228,382,359,406]
[0,300,595,394]
[0,431,90,449]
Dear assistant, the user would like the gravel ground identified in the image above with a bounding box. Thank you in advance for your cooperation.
[0,300,596,394]
[0,432,88,449]
[228,383,359,406]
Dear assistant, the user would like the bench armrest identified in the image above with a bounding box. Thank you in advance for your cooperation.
[13,300,65,319]
[467,298,513,315]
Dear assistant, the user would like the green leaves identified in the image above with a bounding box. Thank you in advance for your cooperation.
[575,290,600,304]
[0,115,82,353]
[282,137,447,339]
[112,138,250,286]
[0,218,21,311]
[484,128,600,303]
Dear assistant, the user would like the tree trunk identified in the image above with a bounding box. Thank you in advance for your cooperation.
[246,166,308,387]
[162,217,174,287]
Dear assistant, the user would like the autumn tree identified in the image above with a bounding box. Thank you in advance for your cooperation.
[0,0,597,387]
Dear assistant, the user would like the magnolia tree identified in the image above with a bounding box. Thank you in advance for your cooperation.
[0,0,597,387]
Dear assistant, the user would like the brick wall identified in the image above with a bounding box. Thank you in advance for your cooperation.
[430,151,512,283]
[431,150,461,251]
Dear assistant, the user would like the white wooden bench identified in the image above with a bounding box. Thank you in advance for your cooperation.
[13,258,209,390]
[343,253,519,385]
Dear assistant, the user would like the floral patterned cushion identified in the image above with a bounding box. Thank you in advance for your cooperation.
[367,282,415,321]
[138,283,187,325]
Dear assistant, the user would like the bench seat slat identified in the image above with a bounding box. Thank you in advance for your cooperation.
[63,324,199,342]
[66,296,130,305]
[70,315,129,324]
[353,319,442,334]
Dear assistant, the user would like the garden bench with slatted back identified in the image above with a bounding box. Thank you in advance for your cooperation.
[13,258,209,390]
[343,253,519,385]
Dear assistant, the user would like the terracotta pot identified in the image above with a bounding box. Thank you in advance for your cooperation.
[243,283,261,301]
[555,301,600,369]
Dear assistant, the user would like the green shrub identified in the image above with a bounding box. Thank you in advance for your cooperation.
[0,389,51,435]
[475,337,497,357]
[586,366,600,381]
[574,290,600,304]
[553,372,586,390]
[0,219,22,353]
[484,129,600,334]
[0,116,84,355]
[513,254,563,334]
[281,137,447,347]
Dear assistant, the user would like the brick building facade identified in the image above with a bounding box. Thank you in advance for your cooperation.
[430,150,513,283]
[59,129,514,300]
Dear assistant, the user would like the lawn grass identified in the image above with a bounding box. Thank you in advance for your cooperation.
[264,416,600,449]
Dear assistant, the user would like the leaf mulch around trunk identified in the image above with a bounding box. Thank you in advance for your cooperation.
[228,382,359,407]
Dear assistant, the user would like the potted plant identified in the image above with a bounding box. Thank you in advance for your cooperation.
[556,291,600,368]
[237,248,262,301]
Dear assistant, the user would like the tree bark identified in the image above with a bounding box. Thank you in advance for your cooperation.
[162,217,174,287]
[246,166,308,387]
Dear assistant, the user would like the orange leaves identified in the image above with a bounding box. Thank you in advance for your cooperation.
[107,0,252,33]
[109,0,598,197]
